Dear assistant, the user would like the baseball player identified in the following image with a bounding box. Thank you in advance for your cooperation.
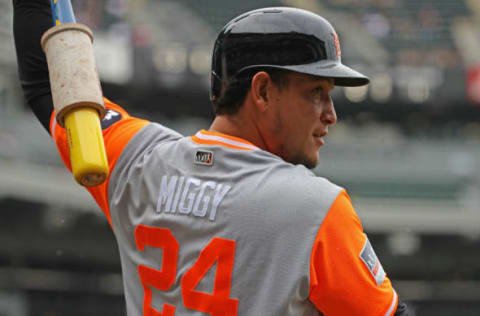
[13,1,409,315]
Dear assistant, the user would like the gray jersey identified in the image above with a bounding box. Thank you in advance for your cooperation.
[108,123,342,316]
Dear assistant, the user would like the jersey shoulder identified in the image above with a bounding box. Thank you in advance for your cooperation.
[108,122,184,196]
[243,154,344,223]
[266,161,343,205]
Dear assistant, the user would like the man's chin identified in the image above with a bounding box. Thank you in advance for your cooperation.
[302,159,318,170]
[292,153,318,169]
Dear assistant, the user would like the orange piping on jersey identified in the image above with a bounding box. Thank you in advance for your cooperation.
[191,136,254,151]
[191,130,258,151]
[385,290,399,316]
[198,130,257,146]
[309,190,398,316]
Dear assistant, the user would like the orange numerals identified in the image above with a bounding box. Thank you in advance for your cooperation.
[182,238,238,316]
[134,225,239,316]
[135,226,178,316]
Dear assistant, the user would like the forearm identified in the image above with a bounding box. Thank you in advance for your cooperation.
[394,301,409,316]
[13,0,53,133]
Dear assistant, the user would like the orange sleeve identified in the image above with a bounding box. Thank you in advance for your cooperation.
[309,190,398,316]
[49,98,149,227]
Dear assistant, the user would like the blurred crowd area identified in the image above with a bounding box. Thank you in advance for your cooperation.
[326,0,462,67]
[2,0,480,123]
[1,0,480,315]
[57,0,480,139]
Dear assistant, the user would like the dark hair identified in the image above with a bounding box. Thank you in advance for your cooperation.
[212,68,290,115]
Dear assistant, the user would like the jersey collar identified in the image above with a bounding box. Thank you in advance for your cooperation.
[191,130,259,151]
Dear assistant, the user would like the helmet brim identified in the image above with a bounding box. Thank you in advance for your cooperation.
[239,60,370,87]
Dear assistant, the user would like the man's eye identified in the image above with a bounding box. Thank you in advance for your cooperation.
[311,87,326,100]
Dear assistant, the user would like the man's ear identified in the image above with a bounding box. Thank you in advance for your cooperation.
[250,71,272,112]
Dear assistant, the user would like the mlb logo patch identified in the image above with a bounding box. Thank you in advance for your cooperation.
[360,237,386,286]
[194,150,214,166]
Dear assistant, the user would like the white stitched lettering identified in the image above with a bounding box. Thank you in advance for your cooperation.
[155,175,230,221]
[179,178,201,215]
[157,175,178,213]
[193,181,216,217]
[210,184,231,221]
[171,176,185,214]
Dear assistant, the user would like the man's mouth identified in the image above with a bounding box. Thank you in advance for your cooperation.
[313,133,326,146]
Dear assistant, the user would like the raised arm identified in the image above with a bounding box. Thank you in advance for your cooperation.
[12,0,150,225]
[13,0,53,133]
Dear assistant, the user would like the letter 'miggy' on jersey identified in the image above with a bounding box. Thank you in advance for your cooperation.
[156,175,231,221]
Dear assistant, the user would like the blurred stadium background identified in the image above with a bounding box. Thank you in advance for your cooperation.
[1,0,480,315]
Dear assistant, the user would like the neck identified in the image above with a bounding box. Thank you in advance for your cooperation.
[209,112,268,151]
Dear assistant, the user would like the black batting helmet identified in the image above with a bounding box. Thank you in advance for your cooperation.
[210,7,370,101]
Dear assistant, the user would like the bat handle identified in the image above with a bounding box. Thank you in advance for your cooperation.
[65,107,109,187]
[42,22,109,188]
[50,0,76,24]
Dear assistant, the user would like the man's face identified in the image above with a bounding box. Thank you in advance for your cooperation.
[264,72,337,169]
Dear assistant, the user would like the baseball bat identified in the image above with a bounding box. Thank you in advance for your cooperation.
[44,0,109,187]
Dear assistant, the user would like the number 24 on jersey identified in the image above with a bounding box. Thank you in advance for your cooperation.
[135,225,239,316]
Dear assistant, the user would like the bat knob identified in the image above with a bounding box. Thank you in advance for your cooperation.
[80,172,107,187]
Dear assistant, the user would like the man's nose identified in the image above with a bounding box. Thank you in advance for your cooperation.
[322,96,337,125]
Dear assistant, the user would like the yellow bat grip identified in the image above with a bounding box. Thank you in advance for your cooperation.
[64,107,108,187]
